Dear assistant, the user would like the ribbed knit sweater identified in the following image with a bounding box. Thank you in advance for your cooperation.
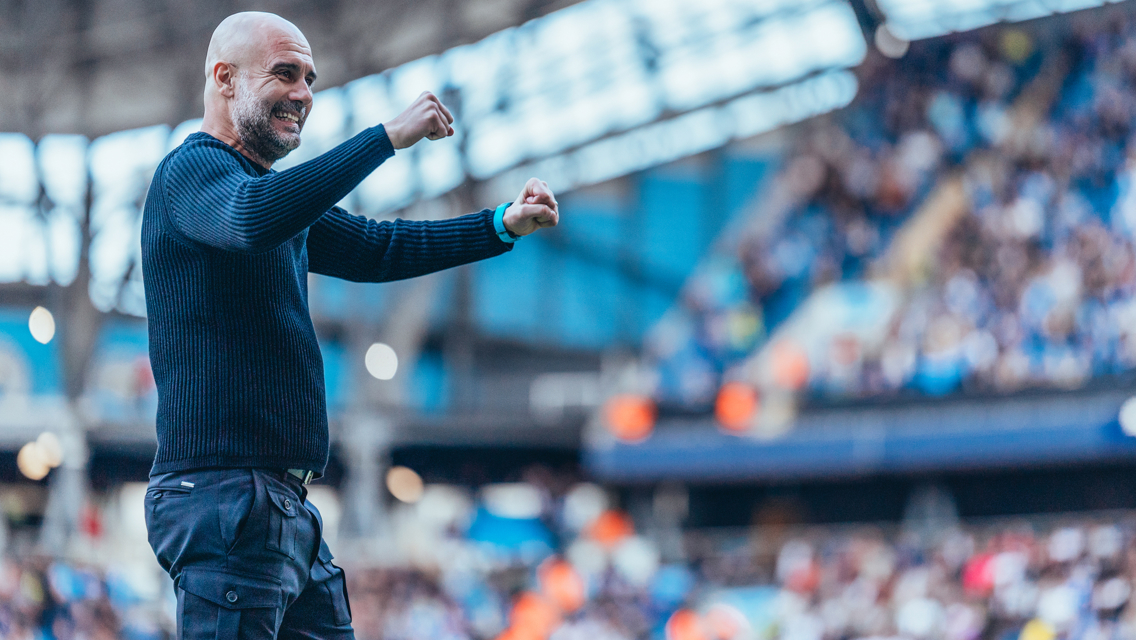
[142,125,510,475]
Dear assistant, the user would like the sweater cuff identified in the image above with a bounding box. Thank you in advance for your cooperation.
[371,124,397,160]
[482,208,514,251]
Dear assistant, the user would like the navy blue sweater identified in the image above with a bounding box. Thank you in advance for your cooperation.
[142,125,509,475]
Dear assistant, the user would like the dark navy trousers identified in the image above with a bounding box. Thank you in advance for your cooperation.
[145,468,354,639]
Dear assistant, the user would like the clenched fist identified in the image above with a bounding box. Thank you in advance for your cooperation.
[384,92,455,150]
[503,178,559,237]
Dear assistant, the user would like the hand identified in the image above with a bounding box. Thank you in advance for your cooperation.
[503,178,559,237]
[383,92,455,150]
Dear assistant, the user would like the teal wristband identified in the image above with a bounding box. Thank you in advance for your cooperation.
[494,202,519,244]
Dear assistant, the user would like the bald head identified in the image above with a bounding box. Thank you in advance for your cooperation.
[205,12,309,80]
[200,12,317,168]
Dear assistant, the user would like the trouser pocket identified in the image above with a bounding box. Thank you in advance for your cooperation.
[176,568,282,640]
[216,471,256,555]
[317,542,352,626]
[264,487,299,558]
[144,481,200,575]
[145,486,192,543]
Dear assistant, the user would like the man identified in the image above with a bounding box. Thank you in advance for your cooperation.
[141,12,559,640]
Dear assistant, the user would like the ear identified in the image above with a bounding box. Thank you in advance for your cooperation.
[212,62,238,98]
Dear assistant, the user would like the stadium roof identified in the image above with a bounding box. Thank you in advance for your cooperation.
[875,0,1131,40]
[0,0,586,139]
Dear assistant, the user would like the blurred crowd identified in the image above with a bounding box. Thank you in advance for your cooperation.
[341,483,1136,640]
[648,11,1136,407]
[9,477,1136,640]
[0,557,162,640]
[679,512,1136,640]
[850,19,1136,397]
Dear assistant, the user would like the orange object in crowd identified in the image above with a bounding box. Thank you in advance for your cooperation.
[666,609,708,640]
[784,560,820,593]
[771,341,810,390]
[704,604,748,640]
[509,592,561,640]
[539,558,586,613]
[496,626,543,640]
[714,382,759,432]
[603,394,656,442]
[587,509,635,548]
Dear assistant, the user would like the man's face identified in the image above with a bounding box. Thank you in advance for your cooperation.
[230,31,317,164]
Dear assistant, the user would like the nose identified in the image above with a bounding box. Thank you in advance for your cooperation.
[290,82,313,111]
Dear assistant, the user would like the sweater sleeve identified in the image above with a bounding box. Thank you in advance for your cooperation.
[306,206,512,283]
[164,126,396,253]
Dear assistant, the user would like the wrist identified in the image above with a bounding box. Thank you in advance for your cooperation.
[383,123,405,149]
[493,203,519,243]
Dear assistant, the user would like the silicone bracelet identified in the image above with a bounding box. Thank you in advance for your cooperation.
[494,202,519,244]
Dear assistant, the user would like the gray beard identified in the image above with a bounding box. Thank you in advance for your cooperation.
[232,89,300,164]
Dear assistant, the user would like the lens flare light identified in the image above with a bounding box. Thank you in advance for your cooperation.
[386,466,424,503]
[35,432,64,468]
[28,306,55,344]
[17,442,50,481]
[365,343,399,380]
[875,24,910,58]
[1119,396,1136,436]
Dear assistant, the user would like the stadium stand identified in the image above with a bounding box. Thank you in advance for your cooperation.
[646,11,1136,408]
[7,474,1136,640]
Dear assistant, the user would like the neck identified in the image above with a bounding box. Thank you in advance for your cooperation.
[200,118,274,170]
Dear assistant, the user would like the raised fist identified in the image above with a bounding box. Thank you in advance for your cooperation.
[503,178,559,237]
[384,92,455,150]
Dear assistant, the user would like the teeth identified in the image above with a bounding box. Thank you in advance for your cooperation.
[276,112,299,123]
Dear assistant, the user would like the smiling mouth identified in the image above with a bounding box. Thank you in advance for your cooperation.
[273,110,302,127]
